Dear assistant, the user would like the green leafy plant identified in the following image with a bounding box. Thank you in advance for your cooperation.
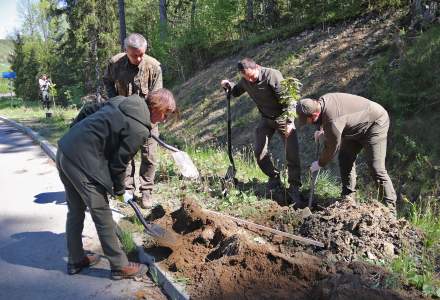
[280,77,302,120]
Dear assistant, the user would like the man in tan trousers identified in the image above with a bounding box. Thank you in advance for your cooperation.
[296,93,397,215]
[103,33,162,208]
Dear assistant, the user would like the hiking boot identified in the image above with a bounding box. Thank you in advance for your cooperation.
[67,252,101,275]
[140,190,154,209]
[287,185,304,207]
[385,201,397,217]
[340,193,356,204]
[267,176,282,191]
[111,262,148,280]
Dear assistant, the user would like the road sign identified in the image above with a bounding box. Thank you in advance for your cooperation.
[2,72,16,79]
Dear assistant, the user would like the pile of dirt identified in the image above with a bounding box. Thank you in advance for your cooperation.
[299,200,424,262]
[143,199,422,300]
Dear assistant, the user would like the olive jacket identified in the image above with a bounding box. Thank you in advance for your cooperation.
[58,95,151,195]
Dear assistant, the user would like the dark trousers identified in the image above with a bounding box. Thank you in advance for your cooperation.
[125,124,158,193]
[254,117,301,187]
[41,91,50,110]
[56,150,128,270]
[338,113,397,208]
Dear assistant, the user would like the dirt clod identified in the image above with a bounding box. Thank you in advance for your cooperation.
[299,200,424,262]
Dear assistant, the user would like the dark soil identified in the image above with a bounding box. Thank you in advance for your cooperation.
[143,198,426,300]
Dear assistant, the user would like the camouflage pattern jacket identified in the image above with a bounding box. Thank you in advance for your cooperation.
[103,53,163,99]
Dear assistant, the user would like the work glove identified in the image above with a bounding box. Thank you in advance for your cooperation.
[116,191,133,203]
[310,161,321,173]
[314,129,324,143]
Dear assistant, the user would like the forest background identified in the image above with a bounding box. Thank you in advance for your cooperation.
[1,0,439,211]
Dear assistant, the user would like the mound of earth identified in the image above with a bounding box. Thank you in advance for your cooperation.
[299,200,424,262]
[142,199,424,300]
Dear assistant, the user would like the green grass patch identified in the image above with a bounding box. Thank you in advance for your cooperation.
[379,197,440,297]
[0,96,78,144]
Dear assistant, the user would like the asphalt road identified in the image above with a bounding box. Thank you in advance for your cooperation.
[0,119,164,300]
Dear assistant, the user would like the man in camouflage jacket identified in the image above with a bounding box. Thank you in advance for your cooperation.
[103,33,162,208]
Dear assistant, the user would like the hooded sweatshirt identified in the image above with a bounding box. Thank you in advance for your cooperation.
[58,94,151,195]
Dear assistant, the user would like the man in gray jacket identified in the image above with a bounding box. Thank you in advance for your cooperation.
[296,93,397,215]
[221,58,302,205]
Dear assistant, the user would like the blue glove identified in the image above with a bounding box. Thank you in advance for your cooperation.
[116,191,133,203]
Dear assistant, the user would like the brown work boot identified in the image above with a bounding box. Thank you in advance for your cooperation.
[140,190,154,209]
[67,252,101,275]
[287,185,305,208]
[267,176,282,191]
[340,193,356,204]
[111,262,148,280]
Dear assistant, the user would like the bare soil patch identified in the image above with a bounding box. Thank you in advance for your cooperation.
[142,198,426,299]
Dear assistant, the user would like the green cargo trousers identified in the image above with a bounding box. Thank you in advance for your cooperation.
[56,150,129,270]
[338,112,397,208]
[254,117,301,187]
[124,124,158,193]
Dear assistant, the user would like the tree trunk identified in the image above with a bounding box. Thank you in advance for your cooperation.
[264,0,279,27]
[118,0,126,51]
[191,0,197,29]
[246,0,254,22]
[159,0,168,40]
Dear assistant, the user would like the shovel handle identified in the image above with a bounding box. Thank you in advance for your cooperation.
[308,141,321,208]
[150,135,179,152]
[127,199,153,231]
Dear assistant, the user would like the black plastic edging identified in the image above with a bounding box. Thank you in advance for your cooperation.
[0,114,190,300]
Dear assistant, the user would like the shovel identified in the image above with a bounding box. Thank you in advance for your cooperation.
[150,135,199,179]
[224,86,236,183]
[126,198,179,248]
[308,141,321,208]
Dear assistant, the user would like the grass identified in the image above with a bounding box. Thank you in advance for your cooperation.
[119,229,137,256]
[0,96,78,144]
[377,197,440,297]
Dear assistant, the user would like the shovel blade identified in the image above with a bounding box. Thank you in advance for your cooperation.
[171,151,199,179]
[308,170,320,208]
[144,223,167,238]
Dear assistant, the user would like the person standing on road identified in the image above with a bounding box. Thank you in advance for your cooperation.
[295,93,397,215]
[38,74,51,110]
[220,58,302,205]
[56,90,176,279]
[103,33,163,209]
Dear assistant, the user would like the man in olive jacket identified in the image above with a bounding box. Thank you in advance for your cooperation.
[221,58,302,205]
[296,93,397,214]
[57,93,172,279]
[103,33,163,208]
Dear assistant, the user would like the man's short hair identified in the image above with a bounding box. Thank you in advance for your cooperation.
[237,58,257,71]
[124,33,148,50]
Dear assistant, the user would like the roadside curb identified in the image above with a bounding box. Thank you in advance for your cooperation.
[0,115,57,161]
[0,114,189,300]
